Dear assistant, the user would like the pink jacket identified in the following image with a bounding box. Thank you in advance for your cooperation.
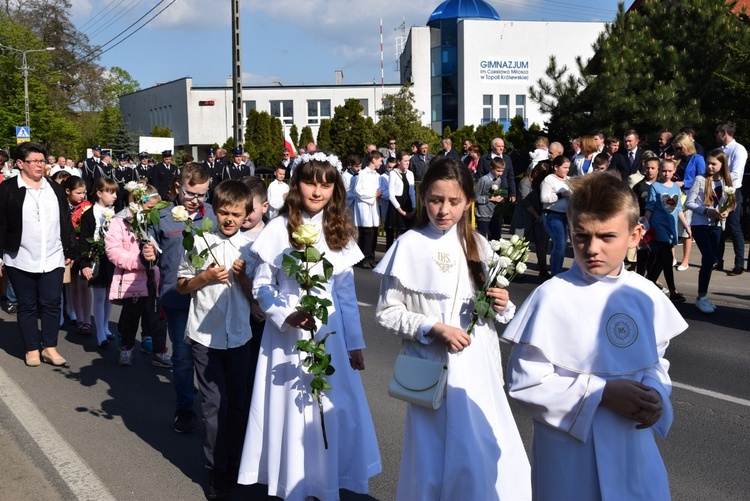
[105,215,160,301]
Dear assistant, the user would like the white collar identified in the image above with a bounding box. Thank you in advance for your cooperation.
[251,211,363,275]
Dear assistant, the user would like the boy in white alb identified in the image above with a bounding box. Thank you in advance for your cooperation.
[176,180,256,499]
[502,173,688,500]
[266,165,289,220]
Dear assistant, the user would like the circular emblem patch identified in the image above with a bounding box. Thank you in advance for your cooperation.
[606,314,638,348]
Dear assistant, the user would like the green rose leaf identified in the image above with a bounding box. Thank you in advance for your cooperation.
[190,253,206,269]
[201,218,214,232]
[305,245,322,263]
[182,232,194,252]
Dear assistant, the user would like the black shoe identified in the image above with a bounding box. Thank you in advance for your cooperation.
[361,260,374,269]
[207,471,230,500]
[669,292,687,303]
[728,266,744,276]
[6,302,17,315]
[174,410,196,433]
[712,262,724,271]
[98,339,110,349]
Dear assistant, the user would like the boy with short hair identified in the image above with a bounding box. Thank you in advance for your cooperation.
[475,156,507,238]
[266,165,288,220]
[354,151,383,268]
[176,180,255,499]
[502,173,687,500]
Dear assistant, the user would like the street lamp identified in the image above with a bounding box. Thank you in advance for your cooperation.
[0,43,55,131]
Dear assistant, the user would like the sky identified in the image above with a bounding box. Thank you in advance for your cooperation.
[69,0,628,90]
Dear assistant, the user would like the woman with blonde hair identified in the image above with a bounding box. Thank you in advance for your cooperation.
[672,133,706,271]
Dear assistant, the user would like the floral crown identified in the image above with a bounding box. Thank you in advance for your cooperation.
[297,152,342,170]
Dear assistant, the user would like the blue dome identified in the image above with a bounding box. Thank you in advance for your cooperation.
[428,0,500,25]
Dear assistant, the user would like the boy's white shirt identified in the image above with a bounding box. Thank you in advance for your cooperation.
[267,179,289,218]
[178,229,254,349]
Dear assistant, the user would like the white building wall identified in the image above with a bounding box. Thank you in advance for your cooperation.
[457,20,604,130]
[399,27,432,127]
[121,78,401,158]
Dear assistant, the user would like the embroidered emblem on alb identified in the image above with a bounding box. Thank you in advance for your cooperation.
[606,313,638,348]
[433,251,455,273]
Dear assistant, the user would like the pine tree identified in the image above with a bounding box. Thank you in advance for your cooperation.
[317,119,332,151]
[329,99,373,156]
[530,0,750,145]
[290,124,299,149]
[299,126,315,149]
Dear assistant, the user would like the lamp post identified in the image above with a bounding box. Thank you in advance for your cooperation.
[0,44,55,131]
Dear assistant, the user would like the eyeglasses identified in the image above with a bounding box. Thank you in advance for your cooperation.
[24,159,45,165]
[179,185,208,201]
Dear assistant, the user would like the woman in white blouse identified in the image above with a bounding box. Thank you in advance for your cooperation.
[540,155,572,276]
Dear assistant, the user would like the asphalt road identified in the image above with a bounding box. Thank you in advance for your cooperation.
[0,243,749,500]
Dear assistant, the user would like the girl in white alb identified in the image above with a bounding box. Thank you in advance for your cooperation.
[237,154,381,501]
[374,158,531,500]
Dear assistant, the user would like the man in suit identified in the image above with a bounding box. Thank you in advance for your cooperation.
[476,138,516,202]
[656,131,674,158]
[408,142,435,181]
[83,145,106,194]
[222,147,251,181]
[611,130,644,180]
[150,150,178,201]
[201,147,222,197]
[134,152,151,180]
[278,147,293,179]
[438,138,460,160]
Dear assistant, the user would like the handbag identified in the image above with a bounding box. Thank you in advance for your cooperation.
[388,354,448,409]
[388,251,462,410]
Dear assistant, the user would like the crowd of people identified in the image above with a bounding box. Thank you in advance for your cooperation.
[0,120,743,499]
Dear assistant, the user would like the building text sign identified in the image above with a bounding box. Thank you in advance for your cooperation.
[479,60,530,81]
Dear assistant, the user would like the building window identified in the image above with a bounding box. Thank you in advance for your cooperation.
[482,95,493,124]
[498,94,510,122]
[307,99,331,125]
[270,100,294,124]
[515,95,526,118]
[359,99,369,117]
[243,100,256,116]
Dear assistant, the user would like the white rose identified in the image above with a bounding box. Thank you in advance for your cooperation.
[498,256,512,268]
[103,208,115,221]
[124,181,139,193]
[510,234,520,244]
[497,238,511,251]
[128,203,140,214]
[495,275,510,288]
[292,223,320,245]
[171,205,189,222]
[489,240,502,252]
[516,262,527,275]
[491,184,498,191]
[724,186,736,196]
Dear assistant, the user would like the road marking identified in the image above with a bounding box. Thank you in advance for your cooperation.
[673,381,750,408]
[358,301,373,307]
[0,365,115,501]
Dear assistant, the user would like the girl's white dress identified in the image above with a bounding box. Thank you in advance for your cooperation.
[373,223,531,501]
[237,210,381,501]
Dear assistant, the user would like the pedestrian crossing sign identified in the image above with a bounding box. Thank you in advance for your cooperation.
[16,126,30,144]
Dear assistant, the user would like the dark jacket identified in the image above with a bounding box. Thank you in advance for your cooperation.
[409,153,435,181]
[476,153,517,198]
[0,177,77,260]
[612,147,645,180]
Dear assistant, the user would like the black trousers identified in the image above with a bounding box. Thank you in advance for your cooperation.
[6,266,64,352]
[117,273,166,352]
[646,241,677,293]
[192,341,251,472]
[358,226,378,260]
